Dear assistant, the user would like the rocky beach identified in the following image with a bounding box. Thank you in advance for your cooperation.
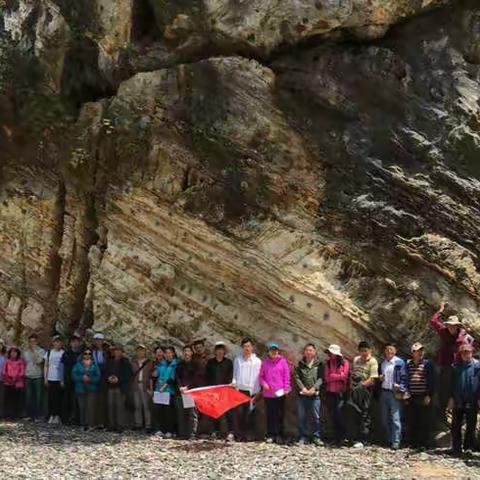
[0,421,479,479]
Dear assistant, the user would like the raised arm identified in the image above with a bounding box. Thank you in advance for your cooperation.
[431,303,446,332]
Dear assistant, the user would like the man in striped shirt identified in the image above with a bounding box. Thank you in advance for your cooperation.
[406,342,434,449]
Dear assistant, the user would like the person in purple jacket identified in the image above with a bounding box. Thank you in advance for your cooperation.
[259,342,291,444]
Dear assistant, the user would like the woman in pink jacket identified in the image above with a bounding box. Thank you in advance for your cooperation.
[324,344,349,445]
[3,347,26,419]
[259,342,291,443]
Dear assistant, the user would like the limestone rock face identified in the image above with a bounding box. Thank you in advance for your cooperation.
[0,0,479,360]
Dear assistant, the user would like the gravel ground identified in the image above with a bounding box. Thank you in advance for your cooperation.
[1,422,479,479]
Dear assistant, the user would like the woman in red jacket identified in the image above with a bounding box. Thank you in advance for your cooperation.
[3,347,26,420]
[324,344,350,445]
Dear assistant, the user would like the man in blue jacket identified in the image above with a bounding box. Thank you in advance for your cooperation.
[379,344,407,450]
[448,343,480,456]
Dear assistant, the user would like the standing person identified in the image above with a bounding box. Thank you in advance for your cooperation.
[293,343,324,446]
[44,335,65,425]
[105,344,132,432]
[324,344,349,445]
[92,332,107,428]
[2,347,25,420]
[379,344,407,450]
[232,337,261,442]
[154,346,178,438]
[62,334,84,424]
[0,339,6,418]
[259,342,291,444]
[71,348,101,430]
[405,343,434,450]
[150,346,165,430]
[23,334,45,422]
[175,345,199,439]
[430,302,474,422]
[131,344,153,432]
[206,341,234,439]
[345,341,378,448]
[192,338,209,434]
[448,343,480,456]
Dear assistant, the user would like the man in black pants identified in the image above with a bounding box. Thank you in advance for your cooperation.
[448,343,480,456]
[206,341,234,439]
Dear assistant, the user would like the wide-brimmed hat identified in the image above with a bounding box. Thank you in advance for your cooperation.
[326,344,343,357]
[266,342,279,351]
[444,316,462,327]
[411,342,424,352]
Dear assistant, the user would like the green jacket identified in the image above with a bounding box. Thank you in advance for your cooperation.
[293,358,323,393]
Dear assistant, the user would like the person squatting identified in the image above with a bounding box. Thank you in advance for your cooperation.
[0,302,478,457]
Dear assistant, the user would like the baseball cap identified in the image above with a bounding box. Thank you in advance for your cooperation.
[266,342,279,351]
[411,342,424,352]
[93,333,105,340]
[214,341,226,348]
[459,343,474,352]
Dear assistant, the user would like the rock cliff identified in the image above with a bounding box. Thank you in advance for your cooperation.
[0,0,479,359]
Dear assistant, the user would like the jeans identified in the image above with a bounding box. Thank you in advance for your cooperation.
[452,407,478,453]
[26,378,44,420]
[326,392,345,442]
[297,395,321,439]
[381,390,402,446]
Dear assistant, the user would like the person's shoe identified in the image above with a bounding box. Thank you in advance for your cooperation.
[164,432,173,439]
[353,442,364,449]
[265,436,274,444]
[275,436,284,445]
[155,431,165,438]
[210,432,218,440]
[47,416,54,424]
[464,449,474,457]
[226,433,235,442]
[391,443,400,450]
[298,437,307,445]
[312,438,324,447]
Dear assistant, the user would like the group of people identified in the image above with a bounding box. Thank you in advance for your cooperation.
[0,302,478,456]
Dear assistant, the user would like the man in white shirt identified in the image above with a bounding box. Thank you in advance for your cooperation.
[23,334,45,421]
[379,344,407,450]
[232,337,261,441]
[44,335,65,424]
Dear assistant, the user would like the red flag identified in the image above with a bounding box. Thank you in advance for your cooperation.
[186,385,251,419]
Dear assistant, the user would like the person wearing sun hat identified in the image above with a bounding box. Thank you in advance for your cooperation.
[324,344,350,445]
[430,302,474,422]
[448,342,480,456]
[405,342,434,449]
[258,342,291,444]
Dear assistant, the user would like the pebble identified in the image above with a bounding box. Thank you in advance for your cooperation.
[0,422,479,479]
